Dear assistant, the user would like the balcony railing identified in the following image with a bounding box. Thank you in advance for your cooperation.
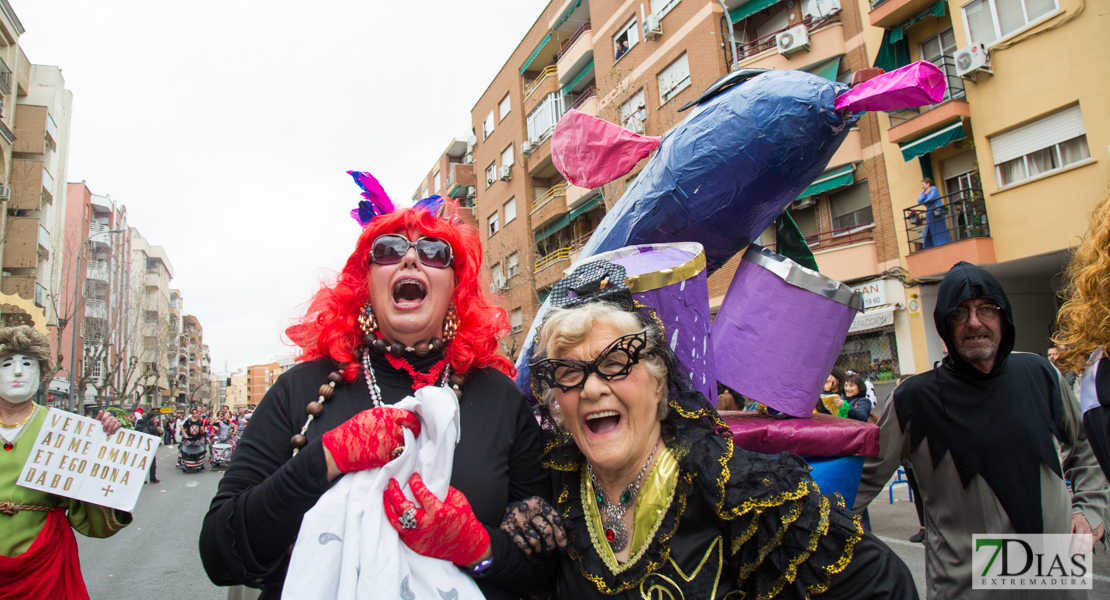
[888,56,965,126]
[532,183,568,212]
[89,222,110,237]
[903,187,988,254]
[805,223,875,250]
[735,12,842,61]
[569,85,598,111]
[524,65,558,101]
[556,21,592,61]
[535,247,571,272]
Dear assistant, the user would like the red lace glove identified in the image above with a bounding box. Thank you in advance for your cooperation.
[383,473,490,566]
[322,407,420,473]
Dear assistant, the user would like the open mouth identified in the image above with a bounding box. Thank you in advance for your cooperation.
[392,279,427,307]
[584,410,622,435]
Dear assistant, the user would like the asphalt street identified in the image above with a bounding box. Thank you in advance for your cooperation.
[74,426,1110,599]
[78,443,227,600]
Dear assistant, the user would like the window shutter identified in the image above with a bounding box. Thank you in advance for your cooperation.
[989,104,1085,165]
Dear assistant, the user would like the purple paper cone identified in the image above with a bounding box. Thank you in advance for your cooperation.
[711,245,862,418]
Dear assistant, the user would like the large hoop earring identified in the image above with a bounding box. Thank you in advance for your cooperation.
[443,304,459,343]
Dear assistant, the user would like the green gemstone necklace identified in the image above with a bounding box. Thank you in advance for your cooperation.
[587,444,657,553]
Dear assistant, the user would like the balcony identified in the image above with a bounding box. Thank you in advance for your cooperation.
[903,187,994,279]
[34,283,45,308]
[0,57,10,95]
[889,101,970,145]
[534,247,572,289]
[87,260,110,282]
[531,184,569,229]
[1,275,36,301]
[2,217,41,269]
[524,65,559,105]
[86,300,108,320]
[10,159,51,210]
[870,0,941,28]
[37,225,50,260]
[735,13,842,65]
[568,86,598,117]
[13,105,53,155]
[556,22,593,86]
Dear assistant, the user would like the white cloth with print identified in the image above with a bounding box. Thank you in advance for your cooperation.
[282,386,484,600]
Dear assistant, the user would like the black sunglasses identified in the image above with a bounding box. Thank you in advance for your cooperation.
[530,331,648,392]
[370,234,453,269]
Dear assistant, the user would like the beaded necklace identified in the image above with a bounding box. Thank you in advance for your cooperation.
[587,443,658,552]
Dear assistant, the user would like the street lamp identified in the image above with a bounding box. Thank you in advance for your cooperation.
[68,228,126,413]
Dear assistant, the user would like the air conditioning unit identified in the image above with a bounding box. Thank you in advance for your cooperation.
[791,197,815,210]
[466,186,476,198]
[464,152,474,165]
[954,43,991,80]
[498,165,512,181]
[776,25,810,56]
[499,280,509,290]
[643,14,662,39]
[521,141,535,154]
[0,186,10,201]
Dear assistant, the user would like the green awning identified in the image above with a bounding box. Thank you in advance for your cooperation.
[564,59,594,91]
[798,164,854,198]
[899,120,966,161]
[731,0,784,23]
[520,32,552,74]
[554,0,583,29]
[800,55,842,81]
[568,194,604,220]
[873,29,910,72]
[888,1,946,43]
[535,214,571,243]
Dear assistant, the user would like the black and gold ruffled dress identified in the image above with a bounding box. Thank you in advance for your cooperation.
[541,389,918,600]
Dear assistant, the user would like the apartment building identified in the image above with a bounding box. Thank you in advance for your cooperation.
[865,0,1109,371]
[247,361,281,406]
[466,0,913,371]
[410,138,478,218]
[0,2,26,329]
[130,229,173,408]
[181,315,204,406]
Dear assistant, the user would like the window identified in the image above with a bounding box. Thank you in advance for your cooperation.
[790,205,819,237]
[483,110,495,138]
[962,0,1057,46]
[919,29,964,101]
[486,163,497,188]
[421,186,429,199]
[510,308,523,333]
[526,92,564,142]
[504,197,517,224]
[990,104,1089,187]
[651,0,681,18]
[499,94,511,121]
[488,212,499,237]
[829,182,873,230]
[501,145,514,168]
[507,252,520,278]
[658,53,691,104]
[433,171,441,193]
[614,17,639,60]
[491,262,505,288]
[620,89,647,134]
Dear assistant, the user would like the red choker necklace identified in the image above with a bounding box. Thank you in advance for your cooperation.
[384,353,450,390]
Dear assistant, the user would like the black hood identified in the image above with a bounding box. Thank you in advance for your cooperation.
[933,261,1015,376]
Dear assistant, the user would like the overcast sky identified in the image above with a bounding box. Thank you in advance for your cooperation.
[15,0,550,373]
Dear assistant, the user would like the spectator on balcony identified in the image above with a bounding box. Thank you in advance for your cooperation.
[615,39,629,60]
[916,178,950,248]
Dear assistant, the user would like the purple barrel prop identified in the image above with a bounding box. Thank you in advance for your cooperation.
[711,245,862,418]
[573,243,715,406]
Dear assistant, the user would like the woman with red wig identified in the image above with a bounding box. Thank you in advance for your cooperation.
[200,172,557,599]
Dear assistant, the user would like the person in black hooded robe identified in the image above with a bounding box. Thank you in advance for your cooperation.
[852,261,1108,599]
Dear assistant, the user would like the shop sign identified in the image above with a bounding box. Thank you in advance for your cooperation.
[850,281,887,309]
[849,305,896,333]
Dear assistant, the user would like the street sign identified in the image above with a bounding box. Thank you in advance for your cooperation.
[159,407,172,413]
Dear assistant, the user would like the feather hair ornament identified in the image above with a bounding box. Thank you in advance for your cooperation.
[347,170,395,227]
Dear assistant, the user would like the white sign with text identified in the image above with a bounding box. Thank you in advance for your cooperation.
[17,408,159,513]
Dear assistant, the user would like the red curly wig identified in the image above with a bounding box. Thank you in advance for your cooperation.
[286,200,514,381]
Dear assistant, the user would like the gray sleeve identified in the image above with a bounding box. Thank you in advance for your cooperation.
[1058,369,1109,531]
[853,392,909,514]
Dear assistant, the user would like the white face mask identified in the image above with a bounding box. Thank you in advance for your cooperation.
[0,353,41,404]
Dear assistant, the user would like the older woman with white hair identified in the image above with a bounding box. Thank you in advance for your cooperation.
[505,294,918,599]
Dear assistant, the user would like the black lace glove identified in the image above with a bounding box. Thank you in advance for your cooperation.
[500,496,567,557]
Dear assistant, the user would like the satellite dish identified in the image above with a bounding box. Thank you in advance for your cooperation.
[466,135,478,146]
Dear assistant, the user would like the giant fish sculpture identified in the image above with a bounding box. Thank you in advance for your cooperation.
[515,62,945,393]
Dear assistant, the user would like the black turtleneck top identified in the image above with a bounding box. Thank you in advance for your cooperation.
[199,354,555,599]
